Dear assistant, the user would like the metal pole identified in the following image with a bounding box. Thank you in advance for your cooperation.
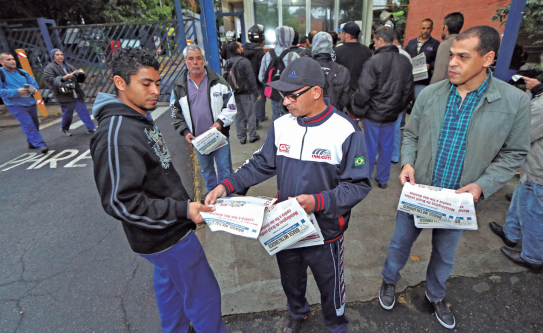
[37,18,54,53]
[240,13,246,45]
[174,0,188,53]
[199,0,221,73]
[305,0,310,36]
[494,0,527,82]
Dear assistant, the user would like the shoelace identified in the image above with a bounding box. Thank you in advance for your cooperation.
[382,284,395,298]
[433,300,451,317]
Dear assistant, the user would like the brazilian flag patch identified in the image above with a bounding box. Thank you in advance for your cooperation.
[355,156,365,166]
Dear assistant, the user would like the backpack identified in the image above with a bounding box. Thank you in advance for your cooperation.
[0,68,28,87]
[321,62,340,106]
[223,57,243,94]
[264,49,292,101]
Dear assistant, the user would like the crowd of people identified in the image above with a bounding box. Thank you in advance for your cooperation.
[2,10,542,333]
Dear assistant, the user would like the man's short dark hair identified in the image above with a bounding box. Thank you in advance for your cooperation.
[292,31,300,45]
[110,47,160,94]
[300,36,307,45]
[421,18,434,26]
[456,25,500,56]
[308,30,318,44]
[374,26,395,44]
[444,12,464,35]
[225,41,241,58]
[328,31,338,46]
[0,52,12,61]
[393,30,402,43]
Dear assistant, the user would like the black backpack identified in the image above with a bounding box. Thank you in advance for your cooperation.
[264,49,292,101]
[223,57,243,94]
[0,68,28,87]
[321,62,340,106]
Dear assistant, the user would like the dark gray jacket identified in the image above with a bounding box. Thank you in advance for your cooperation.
[313,53,350,112]
[43,61,85,103]
[228,54,259,97]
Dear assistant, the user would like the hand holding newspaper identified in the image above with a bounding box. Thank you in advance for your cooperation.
[397,183,477,230]
[192,127,228,155]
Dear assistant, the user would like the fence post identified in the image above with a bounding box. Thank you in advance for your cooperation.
[37,18,55,55]
[494,0,527,82]
[0,26,10,52]
[199,0,221,74]
[174,0,188,53]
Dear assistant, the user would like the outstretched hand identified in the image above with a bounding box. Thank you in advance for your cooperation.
[188,202,215,225]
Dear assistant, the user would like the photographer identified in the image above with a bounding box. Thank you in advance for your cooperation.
[44,49,96,136]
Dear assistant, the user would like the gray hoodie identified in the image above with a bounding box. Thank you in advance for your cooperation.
[258,26,300,83]
[92,92,126,117]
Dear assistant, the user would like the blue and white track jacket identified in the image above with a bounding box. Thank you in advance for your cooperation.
[221,100,372,242]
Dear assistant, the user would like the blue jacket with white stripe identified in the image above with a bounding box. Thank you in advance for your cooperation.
[221,100,372,242]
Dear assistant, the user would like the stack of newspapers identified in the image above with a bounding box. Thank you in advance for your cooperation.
[192,128,228,155]
[200,197,324,255]
[397,183,478,230]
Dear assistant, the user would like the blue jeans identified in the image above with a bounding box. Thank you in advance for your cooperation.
[363,119,395,184]
[139,232,226,333]
[504,180,543,264]
[60,100,96,131]
[195,138,232,191]
[271,99,287,121]
[382,211,464,302]
[392,112,403,163]
[8,104,46,148]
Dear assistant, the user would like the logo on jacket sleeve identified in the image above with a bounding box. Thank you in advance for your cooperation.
[279,144,290,153]
[355,156,365,166]
[228,103,237,110]
[213,92,222,97]
[312,148,331,160]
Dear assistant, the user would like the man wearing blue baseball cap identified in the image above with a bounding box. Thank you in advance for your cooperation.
[205,57,372,333]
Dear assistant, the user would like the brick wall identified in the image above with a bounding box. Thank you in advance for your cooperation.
[403,0,510,47]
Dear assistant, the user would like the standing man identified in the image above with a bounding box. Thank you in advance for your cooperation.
[378,26,531,329]
[335,22,373,97]
[299,30,319,57]
[489,76,543,273]
[90,47,226,333]
[171,44,236,192]
[290,31,305,55]
[351,26,414,189]
[430,12,464,84]
[0,52,48,153]
[225,41,261,144]
[405,19,440,87]
[244,24,268,124]
[44,49,96,136]
[206,57,372,333]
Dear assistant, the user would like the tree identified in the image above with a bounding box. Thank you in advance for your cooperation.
[492,0,543,44]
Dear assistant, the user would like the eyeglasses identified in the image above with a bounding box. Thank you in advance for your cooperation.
[278,86,313,102]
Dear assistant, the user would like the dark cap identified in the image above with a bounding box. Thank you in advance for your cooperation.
[338,21,360,36]
[266,57,325,92]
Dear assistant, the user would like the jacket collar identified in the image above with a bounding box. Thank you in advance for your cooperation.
[296,99,334,127]
[435,70,500,103]
[443,34,458,42]
[374,44,399,55]
[178,65,220,88]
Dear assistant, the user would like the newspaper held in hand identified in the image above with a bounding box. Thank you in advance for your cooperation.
[414,195,478,230]
[192,127,228,155]
[285,213,324,249]
[201,196,277,239]
[412,53,429,82]
[259,199,316,255]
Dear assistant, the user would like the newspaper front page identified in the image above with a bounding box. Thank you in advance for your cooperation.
[414,195,478,230]
[412,53,429,82]
[192,127,228,155]
[285,213,325,249]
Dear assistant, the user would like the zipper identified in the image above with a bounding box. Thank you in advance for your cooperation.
[295,126,308,196]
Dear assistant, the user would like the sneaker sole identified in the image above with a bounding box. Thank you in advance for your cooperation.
[378,290,395,310]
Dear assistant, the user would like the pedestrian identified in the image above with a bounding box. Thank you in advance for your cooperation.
[351,26,414,189]
[299,30,318,57]
[404,19,440,88]
[299,36,308,49]
[170,44,236,192]
[244,24,269,124]
[90,47,226,333]
[225,41,261,144]
[43,49,96,136]
[328,31,338,47]
[0,52,48,153]
[205,57,372,333]
[290,31,305,55]
[259,26,300,121]
[378,26,530,330]
[311,32,350,112]
[334,22,373,98]
[489,76,543,273]
[430,12,464,84]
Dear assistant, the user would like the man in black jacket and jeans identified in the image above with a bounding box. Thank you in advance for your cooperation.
[90,47,226,333]
[352,26,414,189]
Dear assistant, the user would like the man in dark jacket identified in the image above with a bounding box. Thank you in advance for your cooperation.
[205,57,372,333]
[226,41,261,144]
[43,49,96,136]
[430,12,464,84]
[352,26,414,189]
[244,24,268,124]
[90,47,226,333]
[290,31,305,55]
[299,30,318,57]
[405,18,440,86]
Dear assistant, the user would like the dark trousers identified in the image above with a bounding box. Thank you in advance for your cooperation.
[276,235,348,333]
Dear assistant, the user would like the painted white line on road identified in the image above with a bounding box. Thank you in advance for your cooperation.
[40,118,62,130]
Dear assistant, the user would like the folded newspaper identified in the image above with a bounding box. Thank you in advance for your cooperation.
[192,127,228,155]
[201,196,277,239]
[412,53,429,82]
[259,199,317,255]
[398,183,477,229]
[285,213,324,249]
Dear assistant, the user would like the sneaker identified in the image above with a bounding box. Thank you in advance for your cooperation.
[378,182,388,189]
[28,143,37,149]
[87,129,96,134]
[62,129,72,137]
[249,135,260,143]
[39,146,49,154]
[256,124,263,130]
[283,316,306,333]
[240,138,247,145]
[379,281,395,310]
[426,293,455,329]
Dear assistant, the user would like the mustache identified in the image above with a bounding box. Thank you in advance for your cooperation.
[448,68,460,74]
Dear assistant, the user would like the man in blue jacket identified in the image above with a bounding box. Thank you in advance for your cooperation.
[0,52,48,153]
[206,57,372,333]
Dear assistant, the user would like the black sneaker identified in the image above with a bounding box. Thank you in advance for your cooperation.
[62,129,72,137]
[283,316,306,333]
[426,293,455,329]
[489,222,517,247]
[87,129,96,134]
[28,143,37,149]
[378,182,388,189]
[379,281,395,310]
[249,135,260,143]
[240,138,247,145]
[39,146,49,154]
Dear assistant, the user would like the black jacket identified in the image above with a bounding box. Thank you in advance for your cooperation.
[404,36,440,85]
[352,45,414,123]
[243,42,265,90]
[228,54,259,97]
[90,94,193,254]
[334,42,373,93]
[313,53,351,112]
[43,61,86,103]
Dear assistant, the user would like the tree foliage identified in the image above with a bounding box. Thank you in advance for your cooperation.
[492,0,543,44]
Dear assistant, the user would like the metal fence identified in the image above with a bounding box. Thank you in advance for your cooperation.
[0,18,197,103]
